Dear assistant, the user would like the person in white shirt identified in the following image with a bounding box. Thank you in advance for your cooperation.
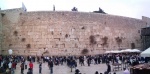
[8,62,12,70]
[1,61,4,68]
[47,57,50,61]
[25,60,28,69]
[123,68,130,74]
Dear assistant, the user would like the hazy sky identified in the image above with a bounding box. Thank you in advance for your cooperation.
[0,0,150,19]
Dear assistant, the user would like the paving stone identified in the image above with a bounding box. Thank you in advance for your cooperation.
[14,62,123,74]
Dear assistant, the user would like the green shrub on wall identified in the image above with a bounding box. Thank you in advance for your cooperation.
[13,31,18,36]
[81,48,89,54]
[101,36,108,50]
[115,37,123,49]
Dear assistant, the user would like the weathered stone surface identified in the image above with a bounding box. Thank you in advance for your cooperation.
[14,62,123,74]
[0,8,149,55]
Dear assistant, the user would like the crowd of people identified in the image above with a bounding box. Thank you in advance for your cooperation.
[0,53,149,74]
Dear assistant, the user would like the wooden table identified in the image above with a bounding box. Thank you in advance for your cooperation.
[130,64,150,74]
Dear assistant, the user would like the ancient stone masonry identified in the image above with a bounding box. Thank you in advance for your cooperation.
[0,8,148,55]
[0,12,2,54]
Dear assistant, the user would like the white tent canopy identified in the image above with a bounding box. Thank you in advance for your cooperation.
[105,51,111,53]
[120,49,140,53]
[110,50,122,53]
[105,49,141,54]
[141,47,150,57]
[121,49,132,52]
[105,50,122,53]
[130,49,141,52]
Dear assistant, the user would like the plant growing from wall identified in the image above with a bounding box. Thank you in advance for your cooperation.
[13,31,18,36]
[26,44,31,49]
[101,36,108,50]
[37,17,40,20]
[65,34,69,38]
[1,13,5,17]
[115,37,123,49]
[90,35,97,44]
[9,44,12,47]
[89,35,97,51]
[21,38,26,42]
[131,43,135,49]
[81,26,85,29]
[19,13,22,15]
[81,48,89,54]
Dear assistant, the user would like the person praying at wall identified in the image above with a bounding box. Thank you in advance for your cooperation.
[11,61,16,74]
[25,59,28,69]
[106,63,111,74]
[87,57,91,66]
[39,61,42,74]
[95,71,99,74]
[29,61,33,73]
[48,60,53,74]
[8,61,12,70]
[20,62,24,74]
[27,68,32,74]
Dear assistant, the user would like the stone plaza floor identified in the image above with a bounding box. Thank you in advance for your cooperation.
[15,62,124,74]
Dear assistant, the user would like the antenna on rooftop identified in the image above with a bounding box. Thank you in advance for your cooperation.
[22,2,27,12]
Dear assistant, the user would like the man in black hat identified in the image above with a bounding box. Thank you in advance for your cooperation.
[106,63,111,74]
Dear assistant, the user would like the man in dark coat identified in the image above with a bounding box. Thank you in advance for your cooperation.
[39,61,42,74]
[48,60,53,74]
[75,69,80,74]
[27,68,32,74]
[70,59,74,72]
[106,63,111,74]
[87,58,91,66]
[20,62,24,74]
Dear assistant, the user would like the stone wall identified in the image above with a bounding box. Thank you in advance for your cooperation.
[0,8,147,55]
[0,11,2,54]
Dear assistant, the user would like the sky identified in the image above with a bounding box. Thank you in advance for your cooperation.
[0,0,150,19]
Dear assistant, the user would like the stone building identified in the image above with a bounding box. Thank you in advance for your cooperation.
[0,7,149,55]
[141,16,150,51]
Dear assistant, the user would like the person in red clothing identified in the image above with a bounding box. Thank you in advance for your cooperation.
[29,61,33,73]
[11,61,16,74]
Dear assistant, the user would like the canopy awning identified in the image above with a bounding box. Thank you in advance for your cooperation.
[141,47,150,57]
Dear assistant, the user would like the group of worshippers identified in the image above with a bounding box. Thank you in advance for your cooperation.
[0,55,34,74]
[0,53,149,74]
